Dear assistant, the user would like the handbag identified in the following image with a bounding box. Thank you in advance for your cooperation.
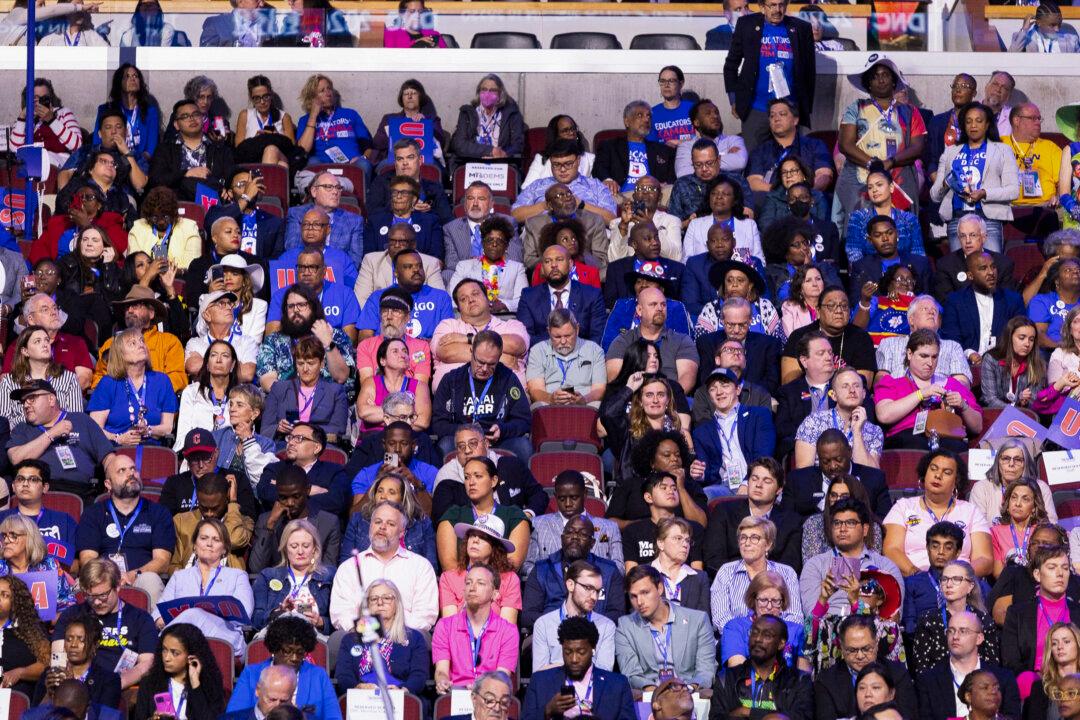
[924,408,966,439]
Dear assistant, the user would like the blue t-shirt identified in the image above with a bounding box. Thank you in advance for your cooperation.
[1030,292,1080,344]
[74,497,176,570]
[0,507,77,564]
[648,100,695,145]
[951,141,989,213]
[86,372,178,437]
[7,412,113,487]
[350,458,438,497]
[295,107,371,164]
[269,245,359,294]
[357,286,454,340]
[54,601,159,677]
[622,141,651,192]
[753,22,794,112]
[267,281,361,330]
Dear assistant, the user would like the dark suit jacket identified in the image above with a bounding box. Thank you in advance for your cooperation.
[523,666,637,720]
[603,256,685,308]
[917,661,1020,720]
[259,378,349,441]
[442,215,522,284]
[782,462,892,520]
[702,498,803,575]
[683,252,721,319]
[696,330,783,394]
[518,281,606,344]
[848,252,933,300]
[722,13,816,124]
[199,12,238,46]
[593,137,676,186]
[932,249,1016,303]
[774,376,834,461]
[149,138,235,201]
[363,210,444,261]
[924,109,959,177]
[692,405,777,489]
[815,659,917,720]
[940,285,1027,354]
[1003,597,1080,674]
[367,174,453,225]
[674,570,711,617]
[204,203,286,260]
[705,22,735,50]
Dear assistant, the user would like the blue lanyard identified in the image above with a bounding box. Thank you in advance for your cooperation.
[107,500,143,552]
[209,388,226,425]
[831,408,853,445]
[199,564,223,596]
[255,111,270,131]
[556,357,573,387]
[124,106,140,143]
[568,675,594,713]
[127,379,148,423]
[927,570,943,605]
[39,410,67,436]
[650,623,672,669]
[750,667,767,708]
[156,224,172,254]
[113,601,125,640]
[64,30,81,46]
[923,497,954,524]
[288,567,311,599]
[171,686,187,719]
[662,575,682,604]
[1039,597,1068,627]
[715,413,739,459]
[468,373,495,421]
[872,99,897,128]
[1009,523,1031,562]
[296,383,316,416]
[472,502,498,524]
[466,614,490,669]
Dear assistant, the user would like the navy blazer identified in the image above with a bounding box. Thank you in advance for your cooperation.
[594,137,677,186]
[703,498,803,574]
[816,659,918,720]
[932,249,1016,302]
[335,627,430,696]
[917,661,1019,720]
[204,203,286,260]
[524,666,637,720]
[782,462,891,520]
[705,22,735,50]
[774,376,835,461]
[682,252,721,319]
[250,564,334,633]
[363,210,444,261]
[723,13,815,124]
[691,405,776,486]
[260,379,348,440]
[696,330,782,394]
[603,256,685,308]
[848,252,933,301]
[518,281,607,345]
[256,459,351,519]
[940,285,1027,354]
[521,551,626,627]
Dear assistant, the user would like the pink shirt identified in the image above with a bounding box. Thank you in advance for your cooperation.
[990,523,1033,568]
[883,496,991,571]
[872,374,980,436]
[429,316,530,390]
[438,570,522,613]
[431,609,520,685]
[1036,595,1069,671]
[356,335,431,382]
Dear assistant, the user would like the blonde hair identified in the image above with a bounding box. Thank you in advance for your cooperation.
[106,328,150,380]
[1060,306,1080,357]
[364,579,408,645]
[628,377,680,441]
[943,560,986,613]
[1042,622,1080,695]
[299,74,335,114]
[228,383,265,416]
[0,514,46,567]
[276,518,323,573]
[79,557,121,590]
[737,515,776,546]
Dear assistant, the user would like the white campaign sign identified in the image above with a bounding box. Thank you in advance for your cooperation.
[1042,450,1080,486]
[450,687,474,716]
[347,687,405,720]
[967,448,994,481]
[0,688,10,719]
[464,162,509,192]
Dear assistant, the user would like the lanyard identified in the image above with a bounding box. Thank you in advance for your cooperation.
[255,111,270,131]
[466,615,490,669]
[467,373,495,421]
[1010,138,1037,169]
[831,408,853,445]
[288,567,311,599]
[124,105,140,143]
[127,379,148,424]
[1009,523,1032,561]
[209,388,227,426]
[107,500,143,552]
[156,224,172,253]
[556,357,573,387]
[171,685,187,719]
[872,98,897,129]
[199,564,223,596]
[559,605,592,623]
[296,383,316,416]
[662,575,682,604]
[1039,597,1068,627]
[715,412,739,459]
[928,570,943,605]
[922,496,954,524]
[39,410,67,436]
[113,601,125,640]
[569,675,594,713]
[471,502,498,525]
[64,29,81,46]
[650,623,672,669]
[750,666,771,708]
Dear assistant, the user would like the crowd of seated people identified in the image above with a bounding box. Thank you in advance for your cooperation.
[9,8,1080,718]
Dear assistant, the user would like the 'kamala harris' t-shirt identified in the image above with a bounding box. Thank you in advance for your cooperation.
[882,496,990,571]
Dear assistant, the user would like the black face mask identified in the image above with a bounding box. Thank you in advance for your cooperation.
[789,200,812,218]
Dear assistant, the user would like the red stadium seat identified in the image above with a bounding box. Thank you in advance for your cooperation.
[808,129,839,154]
[880,449,926,501]
[115,446,178,483]
[1005,243,1045,286]
[118,586,150,611]
[524,126,548,170]
[530,406,602,453]
[1044,132,1069,150]
[7,691,28,720]
[18,240,32,261]
[207,637,235,694]
[529,451,603,488]
[14,491,83,524]
[257,202,283,218]
[592,129,625,152]
[1058,498,1080,519]
[708,495,746,514]
[319,446,348,466]
[238,163,289,209]
[247,638,329,672]
[176,201,206,230]
[545,495,605,516]
[307,163,366,214]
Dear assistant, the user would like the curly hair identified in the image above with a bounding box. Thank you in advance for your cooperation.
[630,428,690,479]
[63,611,104,659]
[266,616,317,653]
[1002,478,1049,526]
[762,216,815,266]
[0,576,50,666]
[456,529,512,575]
[299,74,337,114]
[628,377,681,442]
[877,263,914,298]
[917,449,970,499]
[140,186,180,224]
[539,218,587,261]
[1044,256,1080,295]
[140,623,224,714]
[705,174,746,220]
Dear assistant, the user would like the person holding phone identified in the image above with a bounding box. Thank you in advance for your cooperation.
[131,623,226,720]
[33,614,121,710]
[126,187,202,272]
[260,336,348,445]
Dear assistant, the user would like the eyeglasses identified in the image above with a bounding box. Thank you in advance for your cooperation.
[286,434,316,444]
[946,627,979,637]
[286,302,311,312]
[300,222,329,230]
[251,93,272,103]
[550,159,578,171]
[738,534,766,545]
[390,189,416,197]
[720,346,745,355]
[34,268,58,277]
[475,694,513,711]
[211,299,237,309]
[1050,688,1080,701]
[367,594,395,605]
[658,78,680,86]
[95,158,116,168]
[756,597,783,608]
[636,185,661,194]
[386,412,417,424]
[821,302,850,312]
[549,191,574,202]
[842,644,876,657]
[779,168,803,177]
[692,159,719,170]
[176,112,205,122]
[456,439,482,452]
[951,82,976,91]
[85,588,115,603]
[999,455,1026,465]
[312,184,343,193]
[563,528,593,539]
[0,532,25,541]
[297,264,323,272]
[12,474,43,485]
[831,518,862,529]
[571,581,602,595]
[1017,115,1043,122]
[940,575,971,586]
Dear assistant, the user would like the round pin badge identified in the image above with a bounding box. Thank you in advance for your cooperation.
[412,224,421,232]
[269,579,283,592]
[379,226,388,235]
[815,242,824,252]
[350,646,363,657]
[1058,300,1067,309]
[956,272,967,282]
[105,524,120,539]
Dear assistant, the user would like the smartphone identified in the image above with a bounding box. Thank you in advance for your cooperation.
[383,452,400,468]
[285,410,300,424]
[632,200,646,215]
[559,686,575,696]
[251,167,262,180]
[152,243,168,260]
[210,266,225,283]
[213,116,226,135]
[153,692,176,718]
[23,275,36,294]
[50,649,66,669]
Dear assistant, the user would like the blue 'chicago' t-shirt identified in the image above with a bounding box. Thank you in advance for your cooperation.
[295,107,371,164]
[623,141,651,192]
[267,281,361,331]
[753,22,794,112]
[648,100,695,145]
[357,285,454,340]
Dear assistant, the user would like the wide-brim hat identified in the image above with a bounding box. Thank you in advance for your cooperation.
[859,568,902,619]
[112,285,168,324]
[1056,101,1080,142]
[210,253,264,294]
[453,521,516,553]
[847,53,908,93]
[624,260,675,295]
[708,259,767,297]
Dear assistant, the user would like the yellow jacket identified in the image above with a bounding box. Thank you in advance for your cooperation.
[92,326,188,393]
[170,503,255,573]
[127,218,203,271]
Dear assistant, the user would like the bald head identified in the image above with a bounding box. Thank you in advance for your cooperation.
[636,286,667,331]
[256,664,298,714]
[53,679,90,717]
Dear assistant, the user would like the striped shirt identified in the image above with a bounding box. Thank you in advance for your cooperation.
[709,559,803,632]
